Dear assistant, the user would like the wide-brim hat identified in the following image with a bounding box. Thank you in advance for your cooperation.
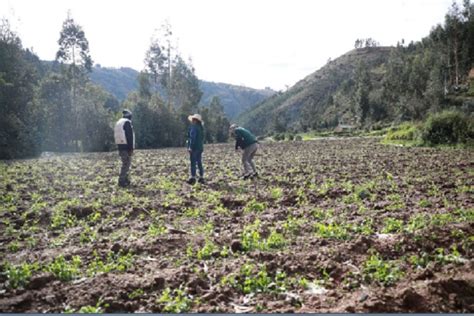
[188,114,203,123]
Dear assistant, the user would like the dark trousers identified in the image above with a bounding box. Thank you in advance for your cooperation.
[190,150,204,178]
[119,150,132,184]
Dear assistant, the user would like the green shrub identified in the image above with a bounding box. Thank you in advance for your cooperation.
[385,122,420,141]
[274,133,285,141]
[421,111,473,145]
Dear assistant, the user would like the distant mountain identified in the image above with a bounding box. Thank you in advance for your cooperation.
[88,65,275,118]
[90,66,139,102]
[236,47,393,135]
[199,81,275,118]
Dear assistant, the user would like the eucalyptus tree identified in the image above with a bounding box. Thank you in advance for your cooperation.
[145,20,175,108]
[56,13,93,78]
[47,13,94,151]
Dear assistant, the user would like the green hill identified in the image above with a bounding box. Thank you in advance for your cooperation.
[88,65,275,118]
[199,81,275,118]
[90,65,139,101]
[237,47,392,135]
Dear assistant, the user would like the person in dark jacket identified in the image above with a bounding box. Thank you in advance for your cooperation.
[114,109,135,187]
[229,124,259,179]
[187,114,205,185]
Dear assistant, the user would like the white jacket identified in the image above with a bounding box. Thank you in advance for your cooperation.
[114,118,135,147]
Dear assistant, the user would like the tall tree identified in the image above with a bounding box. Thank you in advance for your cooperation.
[172,56,202,114]
[445,1,464,86]
[53,13,93,151]
[0,18,42,158]
[353,60,372,123]
[144,20,175,108]
[56,12,93,75]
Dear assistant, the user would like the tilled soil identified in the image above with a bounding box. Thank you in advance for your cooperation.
[0,138,473,312]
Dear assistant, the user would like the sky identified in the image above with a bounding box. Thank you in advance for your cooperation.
[1,0,455,90]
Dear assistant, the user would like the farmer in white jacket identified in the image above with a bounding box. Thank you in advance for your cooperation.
[114,109,135,187]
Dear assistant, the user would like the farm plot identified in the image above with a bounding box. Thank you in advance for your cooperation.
[0,138,473,313]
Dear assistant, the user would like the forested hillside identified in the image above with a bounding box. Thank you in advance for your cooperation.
[199,81,275,118]
[237,47,392,135]
[88,65,274,118]
[0,18,234,158]
[89,66,139,102]
[238,1,474,135]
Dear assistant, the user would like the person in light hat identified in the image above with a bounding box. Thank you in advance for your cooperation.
[186,114,205,184]
[229,124,259,179]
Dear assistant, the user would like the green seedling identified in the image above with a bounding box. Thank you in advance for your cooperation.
[157,287,192,313]
[434,246,463,264]
[315,222,349,240]
[4,261,40,289]
[46,255,82,281]
[148,222,167,237]
[244,198,266,213]
[270,187,283,200]
[221,263,288,295]
[381,217,403,233]
[362,252,403,286]
[264,230,287,249]
[128,288,145,299]
[64,299,109,314]
[197,239,218,260]
[87,250,134,276]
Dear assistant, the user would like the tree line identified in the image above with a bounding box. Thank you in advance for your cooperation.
[299,0,474,131]
[352,0,474,126]
[0,16,230,159]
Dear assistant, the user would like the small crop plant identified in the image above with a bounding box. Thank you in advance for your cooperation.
[381,217,404,233]
[244,198,266,213]
[87,250,134,276]
[270,187,283,200]
[148,221,167,237]
[362,252,403,286]
[157,287,192,313]
[128,288,145,299]
[64,299,109,314]
[196,239,218,260]
[282,216,304,235]
[241,220,262,251]
[46,255,82,281]
[407,252,430,268]
[315,222,349,240]
[3,261,40,289]
[405,213,429,233]
[434,246,463,264]
[221,263,288,295]
[264,230,287,249]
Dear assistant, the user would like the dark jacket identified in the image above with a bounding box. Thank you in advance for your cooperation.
[188,123,204,152]
[234,127,257,150]
[118,120,134,151]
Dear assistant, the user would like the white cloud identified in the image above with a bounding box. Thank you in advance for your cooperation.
[1,0,454,90]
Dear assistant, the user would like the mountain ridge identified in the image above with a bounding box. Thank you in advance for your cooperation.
[236,47,394,135]
[87,64,275,118]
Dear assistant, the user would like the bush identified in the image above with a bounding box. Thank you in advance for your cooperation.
[286,133,295,141]
[294,135,303,141]
[421,111,473,145]
[273,133,285,141]
[385,122,420,141]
